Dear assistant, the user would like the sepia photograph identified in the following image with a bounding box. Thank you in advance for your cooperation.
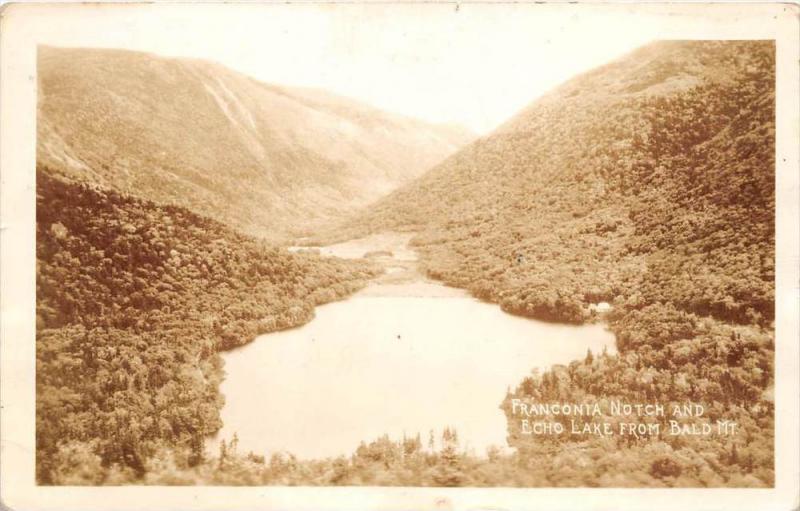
[1,2,799,510]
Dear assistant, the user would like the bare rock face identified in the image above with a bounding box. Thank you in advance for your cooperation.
[37,46,474,240]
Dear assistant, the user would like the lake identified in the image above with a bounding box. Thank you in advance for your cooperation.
[211,233,615,459]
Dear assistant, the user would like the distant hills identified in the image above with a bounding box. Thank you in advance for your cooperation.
[35,39,777,487]
[37,46,473,239]
[343,40,775,327]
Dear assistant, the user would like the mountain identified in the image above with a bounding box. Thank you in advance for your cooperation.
[338,40,775,485]
[344,40,774,327]
[36,170,379,483]
[35,40,776,487]
[37,46,473,239]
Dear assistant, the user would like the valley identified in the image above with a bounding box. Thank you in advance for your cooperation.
[35,40,775,487]
[211,232,614,461]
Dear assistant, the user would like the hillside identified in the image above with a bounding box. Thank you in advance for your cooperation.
[35,40,776,487]
[344,40,774,326]
[37,46,473,239]
[336,40,775,486]
[36,168,379,483]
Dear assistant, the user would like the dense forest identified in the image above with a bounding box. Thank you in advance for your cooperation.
[36,168,379,484]
[323,41,775,486]
[38,40,775,487]
[341,41,773,327]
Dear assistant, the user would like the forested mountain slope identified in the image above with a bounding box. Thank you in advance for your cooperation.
[345,40,774,327]
[36,40,775,487]
[37,46,472,239]
[336,40,775,486]
[36,168,379,484]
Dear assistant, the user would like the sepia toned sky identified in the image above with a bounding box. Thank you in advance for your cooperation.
[25,3,757,134]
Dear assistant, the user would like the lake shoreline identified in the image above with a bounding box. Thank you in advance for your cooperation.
[208,232,616,461]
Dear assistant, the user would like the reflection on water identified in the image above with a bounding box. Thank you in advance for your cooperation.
[211,288,615,460]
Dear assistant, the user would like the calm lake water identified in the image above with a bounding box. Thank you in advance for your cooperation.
[211,234,615,459]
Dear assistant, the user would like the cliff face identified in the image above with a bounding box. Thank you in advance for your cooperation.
[38,46,473,239]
